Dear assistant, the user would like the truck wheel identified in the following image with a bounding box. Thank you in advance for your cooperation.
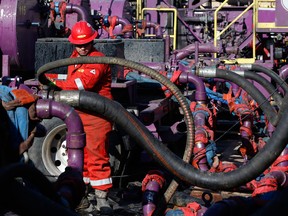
[28,117,125,182]
[28,117,67,181]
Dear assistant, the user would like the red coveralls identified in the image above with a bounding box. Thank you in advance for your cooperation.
[55,47,113,191]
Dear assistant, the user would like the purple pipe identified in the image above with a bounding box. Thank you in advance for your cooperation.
[179,72,206,102]
[267,122,276,137]
[117,17,134,38]
[172,43,238,60]
[141,62,166,71]
[164,35,171,62]
[240,118,252,138]
[36,99,85,172]
[65,3,89,21]
[193,111,210,171]
[143,181,161,216]
[142,170,165,216]
[145,22,163,39]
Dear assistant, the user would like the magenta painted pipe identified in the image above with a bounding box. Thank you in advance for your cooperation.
[65,3,89,21]
[193,111,210,171]
[142,170,165,216]
[143,181,161,216]
[35,99,85,172]
[116,17,134,38]
[179,72,206,102]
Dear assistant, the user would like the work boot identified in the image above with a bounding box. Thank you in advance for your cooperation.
[75,184,95,212]
[95,189,113,215]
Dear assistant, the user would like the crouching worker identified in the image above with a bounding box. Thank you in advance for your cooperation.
[47,20,114,215]
[0,85,40,166]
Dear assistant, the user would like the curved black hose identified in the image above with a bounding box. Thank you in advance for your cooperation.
[54,90,288,191]
[242,70,283,107]
[37,56,195,202]
[250,64,288,94]
[216,69,278,126]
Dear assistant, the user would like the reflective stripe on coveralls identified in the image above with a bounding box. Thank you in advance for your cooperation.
[75,78,85,90]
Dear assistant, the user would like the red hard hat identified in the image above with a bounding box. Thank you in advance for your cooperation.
[68,21,98,45]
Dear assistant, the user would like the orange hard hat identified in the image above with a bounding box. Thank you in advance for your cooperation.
[68,21,98,45]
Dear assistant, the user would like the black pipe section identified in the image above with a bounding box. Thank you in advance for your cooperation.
[216,0,253,6]
[53,90,288,191]
[197,68,278,126]
[242,64,288,124]
[241,70,283,108]
[36,56,195,202]
[242,64,288,94]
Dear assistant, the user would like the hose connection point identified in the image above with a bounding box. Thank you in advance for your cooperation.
[240,64,253,70]
[197,67,217,78]
[55,90,81,107]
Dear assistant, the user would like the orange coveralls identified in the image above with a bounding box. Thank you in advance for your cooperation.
[55,47,113,191]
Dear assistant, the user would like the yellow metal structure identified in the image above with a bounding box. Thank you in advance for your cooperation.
[141,7,178,50]
[213,0,256,64]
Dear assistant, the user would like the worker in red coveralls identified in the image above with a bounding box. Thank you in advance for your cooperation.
[51,20,113,215]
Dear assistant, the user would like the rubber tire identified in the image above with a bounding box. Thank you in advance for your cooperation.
[28,117,125,182]
[28,117,67,181]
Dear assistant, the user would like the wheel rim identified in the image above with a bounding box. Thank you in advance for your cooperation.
[42,124,68,178]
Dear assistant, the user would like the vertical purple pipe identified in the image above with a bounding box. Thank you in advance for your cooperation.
[193,111,209,171]
[164,35,171,62]
[142,171,165,216]
[240,119,252,139]
[143,181,161,216]
[36,99,85,172]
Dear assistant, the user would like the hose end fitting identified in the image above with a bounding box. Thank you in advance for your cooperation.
[240,64,253,70]
[197,67,217,78]
[54,90,80,107]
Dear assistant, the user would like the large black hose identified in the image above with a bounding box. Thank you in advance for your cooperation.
[37,56,195,202]
[199,68,278,126]
[241,70,283,107]
[54,90,288,191]
[249,64,288,94]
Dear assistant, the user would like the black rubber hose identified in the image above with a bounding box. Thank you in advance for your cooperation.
[242,70,283,107]
[250,64,288,94]
[54,90,288,191]
[36,56,195,202]
[214,69,278,126]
